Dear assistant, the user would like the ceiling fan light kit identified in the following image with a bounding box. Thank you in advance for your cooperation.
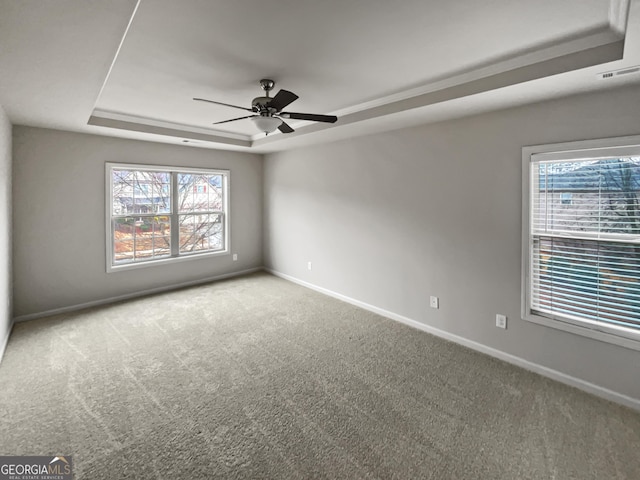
[252,115,283,134]
[194,79,338,135]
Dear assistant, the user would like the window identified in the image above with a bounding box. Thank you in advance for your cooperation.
[106,163,229,271]
[523,137,640,349]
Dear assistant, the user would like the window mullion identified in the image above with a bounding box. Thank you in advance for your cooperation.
[171,172,179,257]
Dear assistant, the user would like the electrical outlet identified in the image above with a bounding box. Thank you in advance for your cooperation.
[232,254,238,261]
[430,296,439,309]
[307,261,312,271]
[496,314,507,329]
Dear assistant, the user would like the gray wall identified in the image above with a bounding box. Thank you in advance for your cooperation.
[13,127,262,317]
[264,84,640,401]
[0,105,11,351]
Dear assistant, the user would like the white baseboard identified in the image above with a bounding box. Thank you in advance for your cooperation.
[266,268,640,412]
[13,267,263,323]
[0,320,12,365]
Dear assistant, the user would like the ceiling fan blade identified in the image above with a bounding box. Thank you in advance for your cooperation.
[194,97,254,112]
[213,115,256,125]
[278,121,295,134]
[267,89,299,111]
[280,112,338,123]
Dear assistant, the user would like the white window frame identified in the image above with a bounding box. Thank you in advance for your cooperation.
[522,135,640,351]
[106,162,230,272]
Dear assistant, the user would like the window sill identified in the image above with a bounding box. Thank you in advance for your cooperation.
[523,311,640,352]
[107,249,229,273]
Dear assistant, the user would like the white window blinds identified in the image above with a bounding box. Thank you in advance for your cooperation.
[530,157,640,334]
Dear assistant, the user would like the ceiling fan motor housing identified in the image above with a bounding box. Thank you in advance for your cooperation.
[252,96,277,115]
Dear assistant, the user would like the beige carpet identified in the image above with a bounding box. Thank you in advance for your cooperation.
[0,272,638,479]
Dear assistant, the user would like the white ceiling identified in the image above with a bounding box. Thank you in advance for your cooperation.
[1,0,639,153]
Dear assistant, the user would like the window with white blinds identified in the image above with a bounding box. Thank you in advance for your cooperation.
[524,139,640,348]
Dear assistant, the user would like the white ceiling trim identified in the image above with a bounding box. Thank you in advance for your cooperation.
[90,0,142,117]
[90,109,250,141]
[88,113,251,148]
[610,0,632,33]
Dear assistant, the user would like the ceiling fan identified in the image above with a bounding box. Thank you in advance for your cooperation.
[194,79,338,135]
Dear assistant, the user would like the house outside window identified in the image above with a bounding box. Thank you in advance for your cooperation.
[560,192,573,205]
[106,163,229,271]
[522,136,640,350]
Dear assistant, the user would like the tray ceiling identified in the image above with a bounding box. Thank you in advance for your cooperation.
[1,0,639,152]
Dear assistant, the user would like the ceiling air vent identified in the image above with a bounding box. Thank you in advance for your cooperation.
[598,66,640,80]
